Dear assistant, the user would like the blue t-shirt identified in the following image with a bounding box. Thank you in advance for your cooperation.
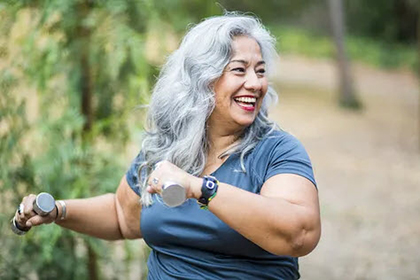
[126,130,316,280]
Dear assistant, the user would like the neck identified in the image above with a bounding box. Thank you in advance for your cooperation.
[206,125,243,158]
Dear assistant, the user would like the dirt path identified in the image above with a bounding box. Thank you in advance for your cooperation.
[272,55,420,279]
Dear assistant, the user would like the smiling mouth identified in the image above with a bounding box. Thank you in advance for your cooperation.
[233,96,257,112]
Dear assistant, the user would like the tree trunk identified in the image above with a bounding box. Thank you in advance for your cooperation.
[81,49,93,134]
[79,6,93,134]
[87,243,99,280]
[417,3,420,150]
[77,1,98,279]
[328,0,361,109]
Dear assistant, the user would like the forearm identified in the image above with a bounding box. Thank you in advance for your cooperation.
[55,193,124,240]
[207,183,320,256]
[146,161,320,256]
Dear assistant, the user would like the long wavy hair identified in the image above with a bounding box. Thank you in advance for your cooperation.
[138,13,279,205]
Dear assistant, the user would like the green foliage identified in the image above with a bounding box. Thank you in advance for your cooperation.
[271,26,334,58]
[346,0,418,44]
[0,0,155,279]
[271,25,417,71]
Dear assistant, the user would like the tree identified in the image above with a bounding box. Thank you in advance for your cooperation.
[418,5,420,150]
[415,0,420,149]
[346,0,418,45]
[0,1,154,279]
[328,0,362,109]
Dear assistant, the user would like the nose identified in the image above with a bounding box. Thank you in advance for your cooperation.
[243,70,262,92]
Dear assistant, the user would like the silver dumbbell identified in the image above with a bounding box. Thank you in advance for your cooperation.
[161,182,186,207]
[11,192,56,235]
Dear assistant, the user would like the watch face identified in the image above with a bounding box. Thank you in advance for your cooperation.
[205,180,215,190]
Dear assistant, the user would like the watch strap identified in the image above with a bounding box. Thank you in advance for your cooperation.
[197,176,219,210]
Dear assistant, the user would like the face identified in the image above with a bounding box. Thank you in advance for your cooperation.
[208,36,268,133]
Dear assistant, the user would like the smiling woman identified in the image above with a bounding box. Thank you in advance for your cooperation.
[13,12,321,280]
[210,36,269,129]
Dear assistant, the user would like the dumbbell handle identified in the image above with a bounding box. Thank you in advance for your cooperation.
[11,192,56,235]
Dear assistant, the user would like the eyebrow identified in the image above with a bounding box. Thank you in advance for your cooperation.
[230,59,266,67]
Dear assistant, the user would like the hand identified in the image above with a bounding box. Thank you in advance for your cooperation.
[147,160,202,200]
[15,194,58,229]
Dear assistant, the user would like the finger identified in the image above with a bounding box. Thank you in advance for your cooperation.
[150,182,160,193]
[17,203,24,215]
[26,214,53,227]
[16,204,25,221]
[15,210,28,228]
[147,175,153,187]
[146,182,162,194]
[22,194,37,216]
[148,168,161,186]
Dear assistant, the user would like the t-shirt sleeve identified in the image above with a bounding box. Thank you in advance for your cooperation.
[125,152,143,196]
[264,132,317,188]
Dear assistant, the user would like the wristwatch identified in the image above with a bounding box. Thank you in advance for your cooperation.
[197,176,219,209]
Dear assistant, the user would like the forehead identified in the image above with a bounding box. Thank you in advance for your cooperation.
[231,36,263,60]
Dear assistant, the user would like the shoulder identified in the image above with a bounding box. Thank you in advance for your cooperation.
[249,129,317,187]
[254,129,306,157]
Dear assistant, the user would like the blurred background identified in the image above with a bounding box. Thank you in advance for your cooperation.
[0,0,419,279]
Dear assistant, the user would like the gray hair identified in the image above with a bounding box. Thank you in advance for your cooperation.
[139,13,279,205]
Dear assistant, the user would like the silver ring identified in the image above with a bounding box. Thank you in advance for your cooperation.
[152,177,159,185]
[18,204,24,215]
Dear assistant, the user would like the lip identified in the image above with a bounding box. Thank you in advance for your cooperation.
[233,94,258,112]
[236,102,255,112]
[233,94,258,99]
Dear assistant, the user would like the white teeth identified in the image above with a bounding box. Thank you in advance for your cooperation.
[234,97,256,103]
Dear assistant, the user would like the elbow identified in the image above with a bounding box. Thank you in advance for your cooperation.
[288,224,321,257]
[268,224,321,257]
[289,231,319,257]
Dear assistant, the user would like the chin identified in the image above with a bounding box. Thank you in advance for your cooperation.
[234,116,257,128]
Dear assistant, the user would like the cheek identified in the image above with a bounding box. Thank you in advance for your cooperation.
[214,78,241,105]
[261,78,268,91]
[213,78,229,102]
[260,80,268,98]
[213,89,229,112]
[257,82,269,108]
[214,93,232,112]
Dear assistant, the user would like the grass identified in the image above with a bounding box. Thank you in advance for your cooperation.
[269,25,418,72]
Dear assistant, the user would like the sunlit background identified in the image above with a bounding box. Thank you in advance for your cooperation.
[1,1,419,279]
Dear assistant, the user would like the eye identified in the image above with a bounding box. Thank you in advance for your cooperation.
[231,67,245,73]
[256,68,266,76]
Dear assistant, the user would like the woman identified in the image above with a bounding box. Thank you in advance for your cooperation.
[14,13,321,279]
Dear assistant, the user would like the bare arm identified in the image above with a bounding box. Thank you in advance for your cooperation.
[148,161,321,257]
[207,174,321,257]
[19,176,142,240]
